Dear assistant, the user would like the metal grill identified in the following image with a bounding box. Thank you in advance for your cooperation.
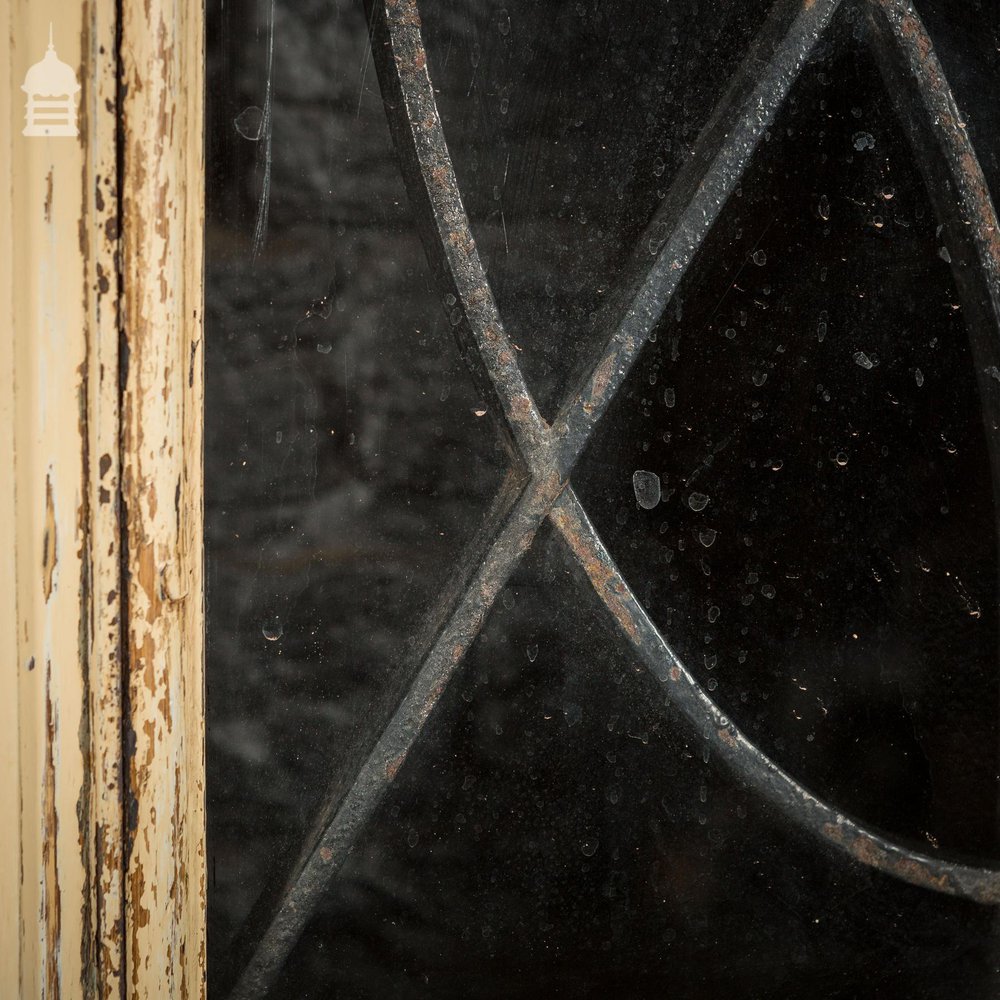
[224,0,1000,995]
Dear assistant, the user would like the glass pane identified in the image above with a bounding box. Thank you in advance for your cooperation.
[205,0,1000,996]
[913,0,1000,201]
[269,529,998,999]
[574,10,1000,859]
[205,0,507,977]
[421,0,773,417]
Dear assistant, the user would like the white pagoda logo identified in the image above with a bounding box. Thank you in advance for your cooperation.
[21,25,81,137]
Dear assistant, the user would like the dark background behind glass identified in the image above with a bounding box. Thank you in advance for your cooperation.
[205,1,1000,996]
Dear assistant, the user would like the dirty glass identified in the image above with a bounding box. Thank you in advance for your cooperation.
[205,1,1000,997]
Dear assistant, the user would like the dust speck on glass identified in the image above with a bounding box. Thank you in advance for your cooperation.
[205,0,1000,996]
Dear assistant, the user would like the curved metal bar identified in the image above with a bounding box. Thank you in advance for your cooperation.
[222,0,1000,995]
[364,0,549,469]
[867,0,1000,320]
[553,0,845,476]
[550,487,1000,904]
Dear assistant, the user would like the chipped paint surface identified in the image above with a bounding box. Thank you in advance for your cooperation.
[2,0,204,996]
[82,1,127,995]
[1,4,120,997]
[119,0,206,995]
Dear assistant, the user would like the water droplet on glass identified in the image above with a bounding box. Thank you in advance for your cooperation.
[632,470,661,510]
[663,387,676,408]
[761,584,776,600]
[914,368,924,387]
[707,606,720,623]
[234,105,264,141]
[526,644,539,663]
[262,619,283,641]
[698,528,717,548]
[852,131,875,151]
[407,828,419,848]
[938,246,952,264]
[752,250,767,266]
[316,342,332,354]
[580,839,599,858]
[853,351,874,370]
[817,194,831,221]
[752,371,767,387]
[688,492,710,512]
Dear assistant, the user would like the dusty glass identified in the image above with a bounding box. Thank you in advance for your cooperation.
[205,1,1000,996]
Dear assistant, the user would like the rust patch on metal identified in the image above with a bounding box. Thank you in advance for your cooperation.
[588,352,616,409]
[892,855,951,893]
[385,752,407,781]
[387,0,422,29]
[552,504,641,644]
[823,823,885,869]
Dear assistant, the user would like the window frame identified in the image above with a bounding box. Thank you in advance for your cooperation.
[3,0,1000,996]
[0,1,206,997]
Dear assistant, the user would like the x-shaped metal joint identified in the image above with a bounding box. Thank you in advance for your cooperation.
[226,0,1000,995]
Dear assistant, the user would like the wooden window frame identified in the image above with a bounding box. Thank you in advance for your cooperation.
[3,0,999,996]
[1,2,206,996]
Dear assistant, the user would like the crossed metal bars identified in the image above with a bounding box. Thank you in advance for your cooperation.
[225,0,1000,995]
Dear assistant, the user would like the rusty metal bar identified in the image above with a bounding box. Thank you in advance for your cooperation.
[368,0,549,469]
[225,471,563,998]
[222,1,847,994]
[221,0,1000,992]
[553,0,845,475]
[865,0,1000,860]
[550,487,1000,903]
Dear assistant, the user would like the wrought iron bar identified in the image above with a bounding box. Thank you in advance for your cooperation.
[553,0,846,475]
[367,0,549,468]
[222,0,1000,994]
[550,488,1000,904]
[224,0,846,994]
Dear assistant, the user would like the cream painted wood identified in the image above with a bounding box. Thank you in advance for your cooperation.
[119,0,207,995]
[0,1,206,996]
[2,5,116,996]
